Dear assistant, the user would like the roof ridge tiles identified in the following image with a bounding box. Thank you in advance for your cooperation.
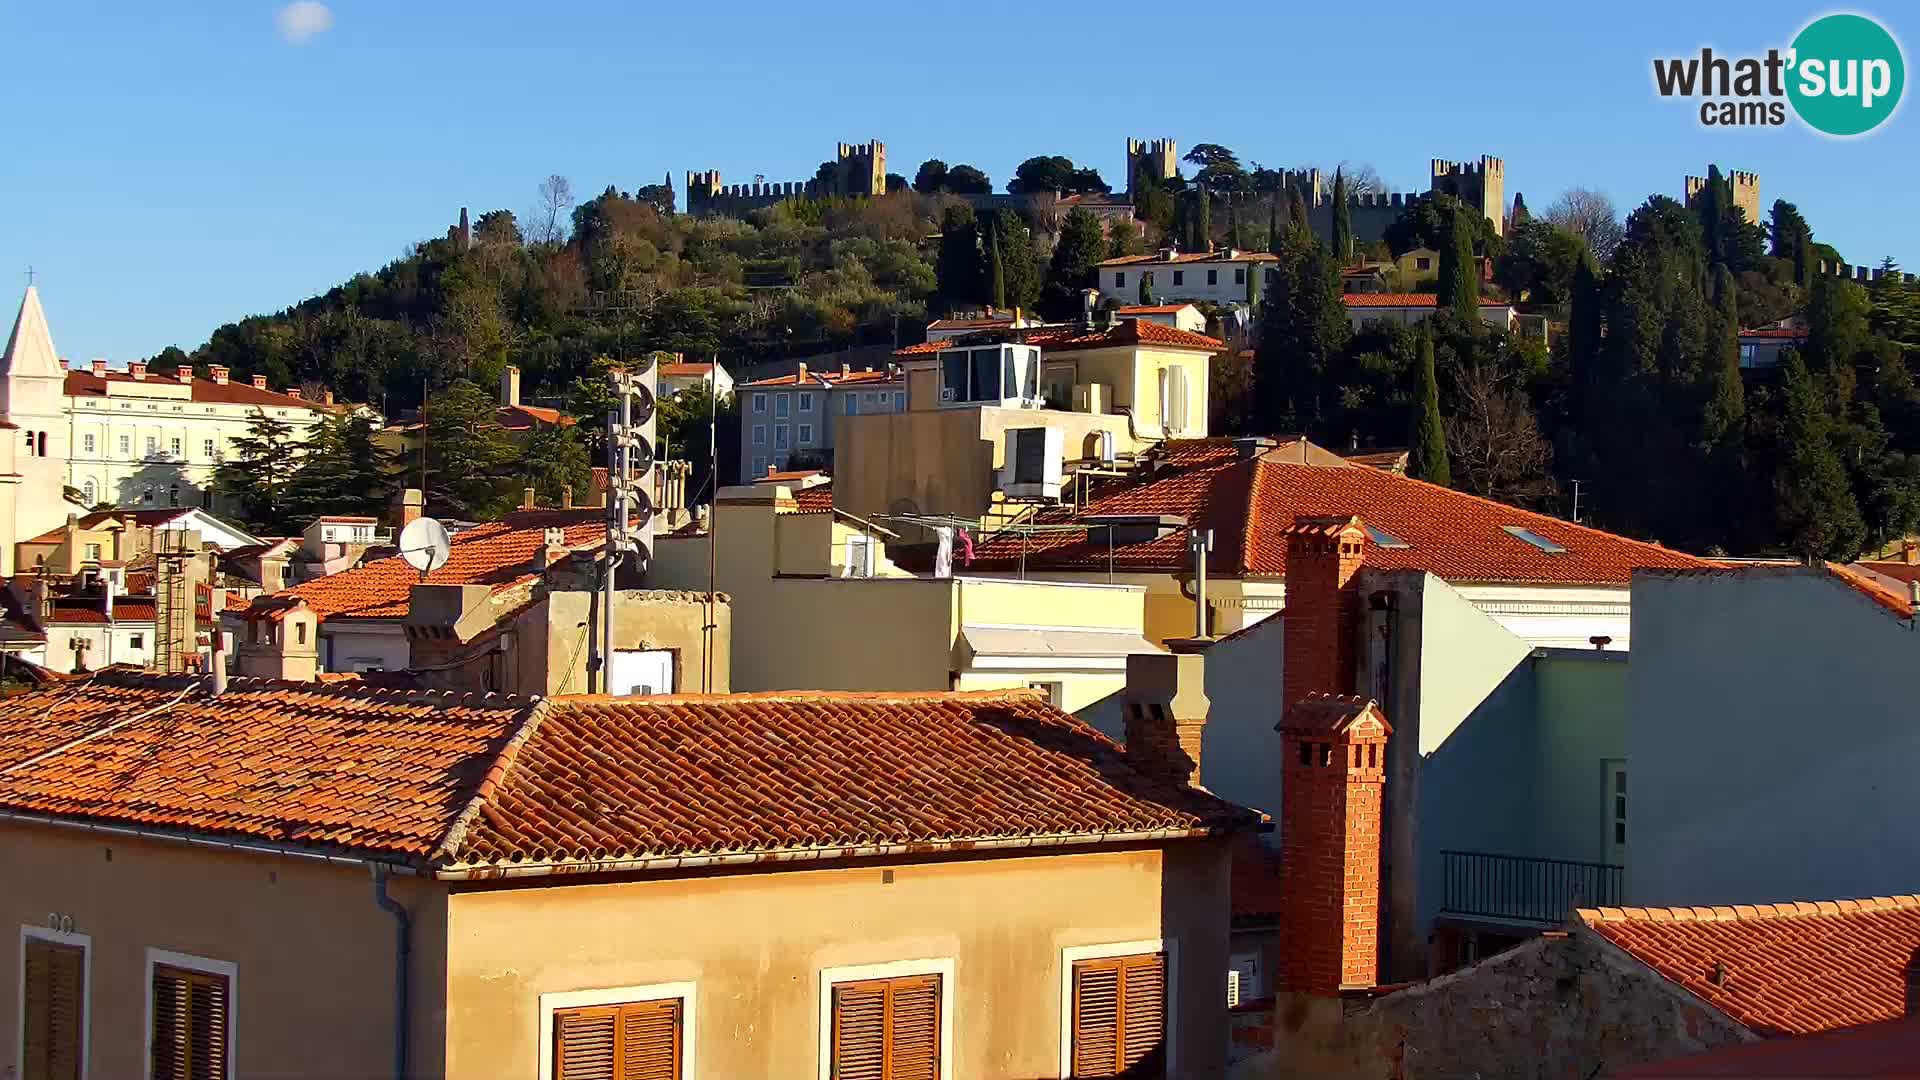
[433,697,553,864]
[1577,893,1920,925]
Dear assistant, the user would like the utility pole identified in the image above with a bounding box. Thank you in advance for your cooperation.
[705,353,719,693]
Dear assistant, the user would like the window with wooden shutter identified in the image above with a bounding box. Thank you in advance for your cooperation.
[22,938,85,1080]
[151,963,229,1080]
[1070,953,1166,1078]
[830,974,941,1080]
[553,999,682,1080]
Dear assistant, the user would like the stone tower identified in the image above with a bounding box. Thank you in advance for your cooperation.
[1685,170,1761,224]
[834,141,886,198]
[685,170,723,214]
[1125,138,1179,195]
[1430,155,1506,237]
[1,286,73,572]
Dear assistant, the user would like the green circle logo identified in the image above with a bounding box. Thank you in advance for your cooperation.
[1788,13,1905,136]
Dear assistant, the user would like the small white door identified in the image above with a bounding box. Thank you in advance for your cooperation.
[608,649,674,696]
[1602,758,1628,867]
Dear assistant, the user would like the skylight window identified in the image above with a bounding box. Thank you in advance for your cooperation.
[1503,525,1567,554]
[1365,525,1410,549]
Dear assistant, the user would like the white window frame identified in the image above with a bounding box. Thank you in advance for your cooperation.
[118,435,131,456]
[1058,938,1176,1079]
[751,455,767,479]
[144,947,237,1080]
[798,391,814,413]
[169,437,182,457]
[19,925,93,1080]
[816,957,955,1080]
[537,980,697,1080]
[753,393,768,414]
[82,433,95,454]
[774,425,789,450]
[797,423,814,446]
[752,424,767,447]
[775,395,791,419]
[203,438,216,459]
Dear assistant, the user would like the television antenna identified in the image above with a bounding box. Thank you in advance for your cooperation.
[399,517,451,579]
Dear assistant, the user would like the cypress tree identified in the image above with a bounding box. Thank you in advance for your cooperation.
[1776,352,1865,560]
[1408,334,1451,486]
[1331,167,1352,264]
[1437,205,1479,320]
[1287,186,1309,236]
[935,204,981,313]
[1701,264,1746,447]
[986,221,1007,309]
[1138,271,1152,306]
[1268,198,1284,255]
[1246,259,1261,307]
[1194,186,1212,251]
[1226,198,1242,250]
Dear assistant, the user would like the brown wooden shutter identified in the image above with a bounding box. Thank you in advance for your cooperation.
[554,1001,682,1080]
[22,939,84,1080]
[831,975,941,1080]
[1070,953,1166,1078]
[151,964,228,1080]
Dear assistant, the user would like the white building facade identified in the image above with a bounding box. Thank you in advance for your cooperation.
[1095,250,1279,308]
[2,288,339,546]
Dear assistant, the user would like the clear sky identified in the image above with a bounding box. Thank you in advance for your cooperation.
[3,2,1913,364]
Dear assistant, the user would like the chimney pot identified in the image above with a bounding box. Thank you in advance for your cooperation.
[210,365,229,385]
[176,365,194,382]
[286,387,302,400]
[129,362,147,380]
[91,359,106,376]
[251,375,268,390]
[1124,652,1208,788]
[396,488,424,531]
[521,486,536,510]
[797,362,809,383]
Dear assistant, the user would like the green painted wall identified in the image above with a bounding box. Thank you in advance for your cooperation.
[1531,652,1628,866]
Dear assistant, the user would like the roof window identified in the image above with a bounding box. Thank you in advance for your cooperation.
[1503,525,1567,554]
[1364,525,1410,550]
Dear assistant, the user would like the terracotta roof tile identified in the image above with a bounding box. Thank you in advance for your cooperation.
[446,690,1257,869]
[260,510,609,621]
[741,369,903,388]
[658,362,714,377]
[1342,293,1514,308]
[1616,1019,1920,1078]
[792,480,833,514]
[0,672,531,859]
[111,599,156,622]
[63,370,339,412]
[956,451,1708,584]
[1098,251,1281,266]
[0,680,1258,869]
[894,319,1224,357]
[1580,897,1920,1036]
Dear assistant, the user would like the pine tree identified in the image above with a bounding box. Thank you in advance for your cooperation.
[1043,208,1107,319]
[935,204,981,313]
[211,409,301,532]
[424,378,521,520]
[520,422,593,507]
[1331,168,1352,264]
[1510,192,1530,227]
[1408,334,1450,486]
[1437,205,1479,320]
[1253,240,1351,436]
[986,222,1007,309]
[283,414,396,531]
[1776,352,1866,560]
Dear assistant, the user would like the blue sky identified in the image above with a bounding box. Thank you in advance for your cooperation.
[3,2,1913,364]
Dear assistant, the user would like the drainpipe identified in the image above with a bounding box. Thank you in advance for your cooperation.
[371,865,412,1080]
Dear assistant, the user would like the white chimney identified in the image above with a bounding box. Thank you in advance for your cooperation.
[501,365,522,408]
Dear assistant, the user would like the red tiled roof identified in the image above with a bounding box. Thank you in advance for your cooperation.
[1617,1019,1920,1078]
[444,690,1258,870]
[44,601,106,625]
[1114,304,1194,315]
[63,370,335,412]
[0,672,531,859]
[754,468,826,485]
[793,480,833,514]
[955,450,1708,584]
[926,317,1017,330]
[1580,897,1920,1037]
[1855,558,1920,586]
[1342,293,1515,308]
[658,362,714,377]
[260,510,609,621]
[496,404,574,430]
[1738,328,1807,340]
[0,680,1258,869]
[1098,251,1282,266]
[111,599,156,622]
[741,368,903,388]
[894,319,1224,357]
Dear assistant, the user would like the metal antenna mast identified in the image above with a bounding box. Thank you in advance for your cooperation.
[576,290,659,694]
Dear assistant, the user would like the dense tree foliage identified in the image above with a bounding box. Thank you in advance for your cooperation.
[1408,335,1449,485]
[210,411,299,532]
[1007,156,1109,196]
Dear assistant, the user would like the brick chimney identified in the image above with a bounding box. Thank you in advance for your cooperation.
[210,365,230,385]
[501,365,521,408]
[1274,514,1390,996]
[395,488,424,531]
[1276,694,1390,994]
[1123,651,1208,786]
[1282,516,1369,706]
[175,365,194,382]
[286,387,302,400]
[129,361,147,381]
[797,362,809,384]
[251,375,268,390]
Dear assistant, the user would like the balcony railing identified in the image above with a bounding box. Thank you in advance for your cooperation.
[1439,850,1623,925]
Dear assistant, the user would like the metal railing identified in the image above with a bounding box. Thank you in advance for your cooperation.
[1439,850,1623,925]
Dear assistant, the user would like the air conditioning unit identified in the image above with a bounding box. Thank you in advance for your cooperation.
[999,426,1064,500]
[1074,383,1109,414]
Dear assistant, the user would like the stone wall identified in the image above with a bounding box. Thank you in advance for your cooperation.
[1231,930,1752,1079]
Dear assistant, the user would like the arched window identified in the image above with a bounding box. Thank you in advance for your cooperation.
[36,432,47,457]
[22,431,34,456]
[82,480,95,504]
[168,483,180,507]
[142,485,154,504]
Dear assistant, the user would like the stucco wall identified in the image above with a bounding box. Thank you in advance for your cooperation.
[321,620,412,673]
[1533,653,1629,866]
[0,823,449,1080]
[1629,569,1920,906]
[443,842,1232,1079]
[1232,931,1750,1080]
[531,588,730,696]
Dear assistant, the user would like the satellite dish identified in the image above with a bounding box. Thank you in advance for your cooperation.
[399,516,451,576]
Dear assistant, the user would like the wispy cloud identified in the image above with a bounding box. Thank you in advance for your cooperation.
[276,1,333,45]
